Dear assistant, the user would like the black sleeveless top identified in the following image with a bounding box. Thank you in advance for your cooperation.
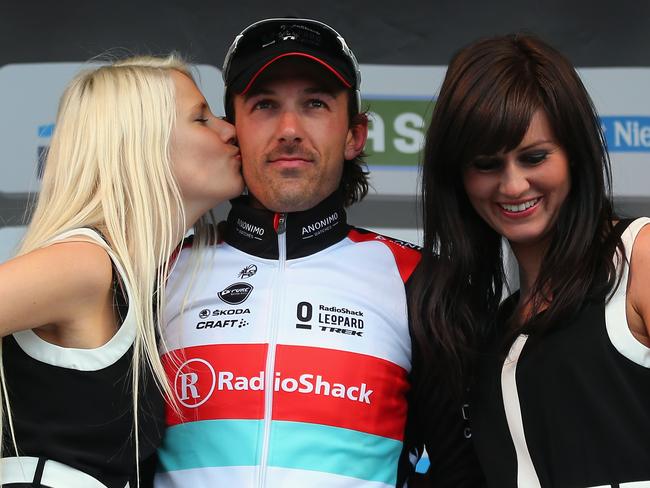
[472,218,650,487]
[2,229,165,488]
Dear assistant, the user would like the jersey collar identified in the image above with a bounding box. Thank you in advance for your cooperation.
[225,191,350,259]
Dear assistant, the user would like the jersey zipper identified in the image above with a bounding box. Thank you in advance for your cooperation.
[258,212,287,488]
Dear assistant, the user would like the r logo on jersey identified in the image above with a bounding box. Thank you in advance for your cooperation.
[174,358,216,408]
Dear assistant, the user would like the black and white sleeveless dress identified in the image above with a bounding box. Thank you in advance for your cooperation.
[473,218,650,488]
[1,228,164,488]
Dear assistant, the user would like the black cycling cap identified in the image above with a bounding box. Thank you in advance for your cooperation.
[222,17,361,114]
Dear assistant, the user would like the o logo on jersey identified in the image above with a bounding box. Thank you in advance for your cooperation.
[174,358,216,408]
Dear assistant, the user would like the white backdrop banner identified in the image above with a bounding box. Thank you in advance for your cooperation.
[1,63,648,197]
[0,63,223,194]
[362,65,650,197]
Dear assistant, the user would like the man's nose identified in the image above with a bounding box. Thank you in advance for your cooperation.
[276,110,303,142]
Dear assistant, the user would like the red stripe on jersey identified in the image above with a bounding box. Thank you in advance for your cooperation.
[347,229,421,282]
[273,345,409,440]
[163,344,268,425]
[162,344,409,440]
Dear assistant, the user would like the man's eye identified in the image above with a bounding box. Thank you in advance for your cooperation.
[307,99,327,109]
[521,151,548,165]
[253,100,273,110]
[470,157,502,171]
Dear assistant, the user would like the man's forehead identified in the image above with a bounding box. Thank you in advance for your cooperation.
[241,58,345,97]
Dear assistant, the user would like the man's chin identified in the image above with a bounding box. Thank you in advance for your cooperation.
[258,188,321,213]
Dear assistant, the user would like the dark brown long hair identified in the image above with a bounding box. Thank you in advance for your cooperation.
[409,33,622,397]
[339,106,370,207]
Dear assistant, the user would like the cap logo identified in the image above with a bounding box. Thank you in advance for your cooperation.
[261,25,319,49]
[279,26,297,42]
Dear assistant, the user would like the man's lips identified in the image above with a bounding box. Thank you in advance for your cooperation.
[268,155,313,162]
[267,155,314,169]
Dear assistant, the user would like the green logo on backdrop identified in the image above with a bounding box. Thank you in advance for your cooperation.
[363,98,434,167]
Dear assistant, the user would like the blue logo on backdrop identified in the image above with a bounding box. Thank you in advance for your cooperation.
[38,124,54,137]
[601,116,650,153]
[37,123,54,179]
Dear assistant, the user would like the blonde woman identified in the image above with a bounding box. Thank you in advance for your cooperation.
[0,55,243,487]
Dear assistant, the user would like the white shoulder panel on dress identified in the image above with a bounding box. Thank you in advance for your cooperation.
[605,217,650,368]
[12,228,137,371]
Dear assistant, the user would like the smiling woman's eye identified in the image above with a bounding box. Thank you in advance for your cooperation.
[195,117,209,124]
[521,151,548,165]
[469,156,502,171]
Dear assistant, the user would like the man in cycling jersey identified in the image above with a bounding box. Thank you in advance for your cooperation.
[155,17,482,488]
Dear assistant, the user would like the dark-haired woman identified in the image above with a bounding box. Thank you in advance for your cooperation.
[410,33,650,487]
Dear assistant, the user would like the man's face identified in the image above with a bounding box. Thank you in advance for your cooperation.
[233,59,366,212]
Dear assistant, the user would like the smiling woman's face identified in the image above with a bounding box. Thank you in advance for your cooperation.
[463,109,571,250]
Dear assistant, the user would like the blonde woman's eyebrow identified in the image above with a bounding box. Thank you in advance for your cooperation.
[189,101,208,114]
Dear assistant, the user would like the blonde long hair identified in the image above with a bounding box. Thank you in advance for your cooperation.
[2,54,214,483]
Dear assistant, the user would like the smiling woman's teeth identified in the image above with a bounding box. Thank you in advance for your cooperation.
[500,198,540,212]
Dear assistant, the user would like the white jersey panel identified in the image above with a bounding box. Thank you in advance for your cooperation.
[163,240,411,370]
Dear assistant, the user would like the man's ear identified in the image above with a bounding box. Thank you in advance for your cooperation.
[344,113,368,160]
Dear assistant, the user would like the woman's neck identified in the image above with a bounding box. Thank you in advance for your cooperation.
[511,238,551,323]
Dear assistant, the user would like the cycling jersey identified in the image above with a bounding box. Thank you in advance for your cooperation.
[155,192,476,487]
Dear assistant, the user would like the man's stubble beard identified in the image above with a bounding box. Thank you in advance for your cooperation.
[257,171,322,213]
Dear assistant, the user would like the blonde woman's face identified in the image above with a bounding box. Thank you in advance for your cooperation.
[170,71,244,226]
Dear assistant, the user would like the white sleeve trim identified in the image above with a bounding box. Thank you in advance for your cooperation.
[605,217,650,368]
[12,228,137,371]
